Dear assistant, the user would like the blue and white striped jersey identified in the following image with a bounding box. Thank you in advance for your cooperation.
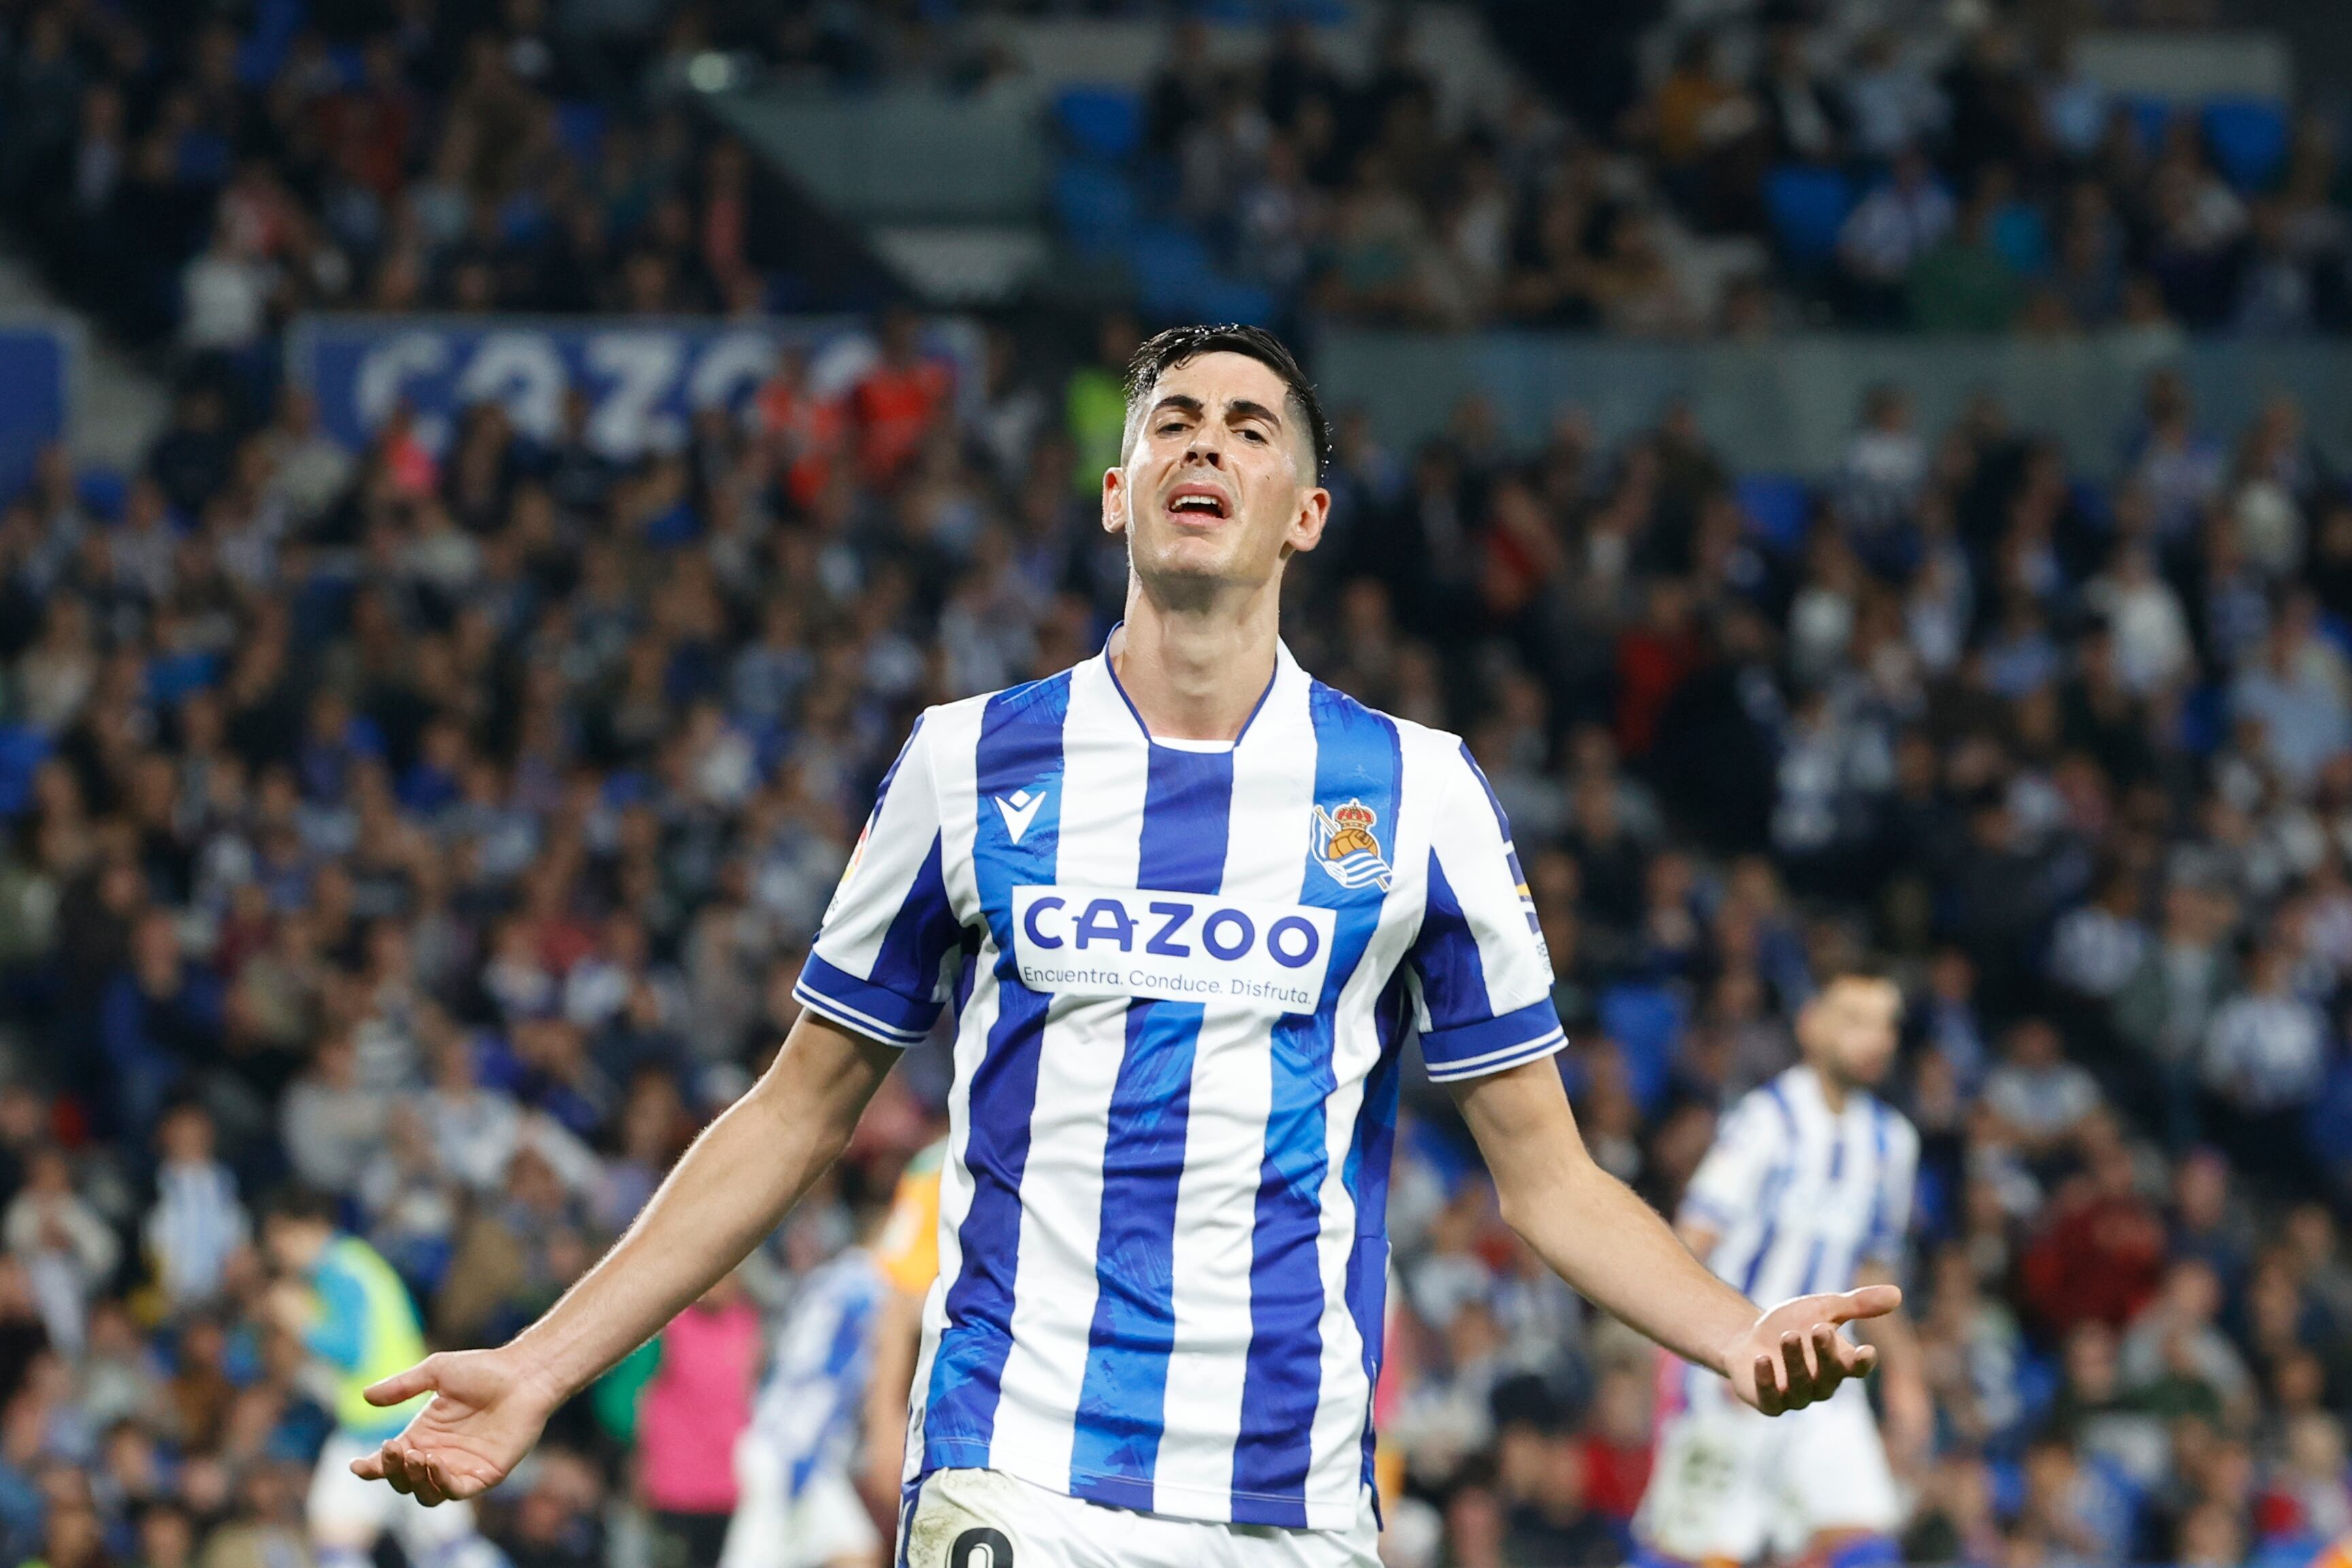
[793,642,1561,1530]
[1677,1066,1919,1306]
[746,1250,885,1503]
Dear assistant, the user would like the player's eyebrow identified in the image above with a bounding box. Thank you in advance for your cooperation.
[1147,393,1284,430]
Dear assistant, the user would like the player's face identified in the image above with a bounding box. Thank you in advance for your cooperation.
[262,1215,328,1275]
[1800,977,1901,1088]
[1105,352,1327,598]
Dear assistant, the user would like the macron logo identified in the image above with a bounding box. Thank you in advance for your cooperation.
[994,787,1046,845]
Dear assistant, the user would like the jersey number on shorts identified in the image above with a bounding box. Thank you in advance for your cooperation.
[949,1527,1013,1568]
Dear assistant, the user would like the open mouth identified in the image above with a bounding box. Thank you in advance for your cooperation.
[1165,484,1231,520]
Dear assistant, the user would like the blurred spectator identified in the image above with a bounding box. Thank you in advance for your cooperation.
[1982,1017,2102,1159]
[140,1105,246,1314]
[637,1273,756,1568]
[4,1150,116,1358]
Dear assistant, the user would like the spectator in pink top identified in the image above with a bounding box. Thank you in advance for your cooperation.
[638,1272,760,1568]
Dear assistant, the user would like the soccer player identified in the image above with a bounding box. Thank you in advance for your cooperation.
[259,1188,500,1568]
[349,325,1899,1567]
[721,1235,888,1568]
[1637,970,1929,1568]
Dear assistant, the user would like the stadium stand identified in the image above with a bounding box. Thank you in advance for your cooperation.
[3,1,2352,1567]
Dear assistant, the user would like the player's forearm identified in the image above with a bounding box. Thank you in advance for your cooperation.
[1517,1152,1759,1374]
[507,1015,897,1403]
[1453,1061,1757,1376]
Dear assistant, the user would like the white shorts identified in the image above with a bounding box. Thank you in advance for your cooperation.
[1636,1357,1901,1563]
[310,1429,498,1568]
[898,1469,1381,1568]
[720,1428,882,1568]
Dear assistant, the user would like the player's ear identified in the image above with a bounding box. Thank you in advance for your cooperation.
[1288,484,1331,555]
[1101,465,1131,538]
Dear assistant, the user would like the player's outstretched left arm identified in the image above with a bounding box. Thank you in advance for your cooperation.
[1451,1058,1899,1414]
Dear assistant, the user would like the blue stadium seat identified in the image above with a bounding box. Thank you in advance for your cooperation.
[2204,98,2291,191]
[1189,276,1277,326]
[1054,163,1140,256]
[1986,1458,2025,1519]
[77,467,125,522]
[1054,87,1143,166]
[1762,165,1852,268]
[2177,681,2226,755]
[1599,983,1685,1117]
[0,726,50,817]
[1127,224,1216,315]
[556,101,609,172]
[1736,473,1812,553]
[2123,95,2174,156]
[2321,612,2352,664]
[2010,1348,2061,1434]
[234,0,306,87]
[2304,1061,2352,1169]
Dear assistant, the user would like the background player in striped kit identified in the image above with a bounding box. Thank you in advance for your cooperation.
[342,326,1901,1567]
[1637,969,1930,1568]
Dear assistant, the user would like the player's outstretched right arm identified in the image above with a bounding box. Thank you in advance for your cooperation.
[349,1013,899,1504]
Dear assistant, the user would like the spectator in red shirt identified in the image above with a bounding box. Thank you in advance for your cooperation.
[2021,1120,2169,1337]
[850,307,952,487]
[1614,577,1702,760]
[1578,1359,1654,1525]
[754,346,843,512]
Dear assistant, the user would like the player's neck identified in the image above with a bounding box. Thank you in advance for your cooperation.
[1110,582,1281,742]
[1804,1060,1852,1113]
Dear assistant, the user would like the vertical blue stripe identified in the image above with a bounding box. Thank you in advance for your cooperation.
[1412,855,1494,1041]
[1345,972,1410,1497]
[867,834,959,1005]
[921,676,1071,1471]
[1797,1235,1828,1296]
[1231,684,1402,1524]
[1862,1100,1892,1260]
[1069,744,1234,1506]
[1735,1081,1801,1299]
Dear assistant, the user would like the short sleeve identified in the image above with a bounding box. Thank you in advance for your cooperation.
[1858,1110,1919,1272]
[1677,1090,1787,1237]
[1406,744,1565,1083]
[794,715,967,1047]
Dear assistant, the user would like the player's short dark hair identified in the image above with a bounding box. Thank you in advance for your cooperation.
[1814,961,1899,997]
[1121,323,1330,481]
[261,1183,339,1228]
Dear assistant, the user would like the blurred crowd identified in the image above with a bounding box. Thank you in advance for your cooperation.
[0,0,799,357]
[1135,3,2352,338]
[0,285,2349,1567]
[3,0,2342,355]
[2,0,2352,1567]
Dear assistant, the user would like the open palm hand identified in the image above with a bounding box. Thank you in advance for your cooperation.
[1724,1285,1901,1416]
[347,1349,563,1505]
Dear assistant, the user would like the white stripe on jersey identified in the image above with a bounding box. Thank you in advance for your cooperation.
[1155,676,1315,1512]
[1679,1065,1920,1306]
[988,663,1140,1482]
[799,640,1562,1531]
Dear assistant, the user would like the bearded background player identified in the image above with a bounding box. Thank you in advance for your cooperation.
[344,325,1901,1567]
[1637,970,1929,1568]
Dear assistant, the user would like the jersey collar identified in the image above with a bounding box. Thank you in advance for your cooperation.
[1095,621,1300,751]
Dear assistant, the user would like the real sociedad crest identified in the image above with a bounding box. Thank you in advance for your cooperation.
[1313,798,1393,892]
